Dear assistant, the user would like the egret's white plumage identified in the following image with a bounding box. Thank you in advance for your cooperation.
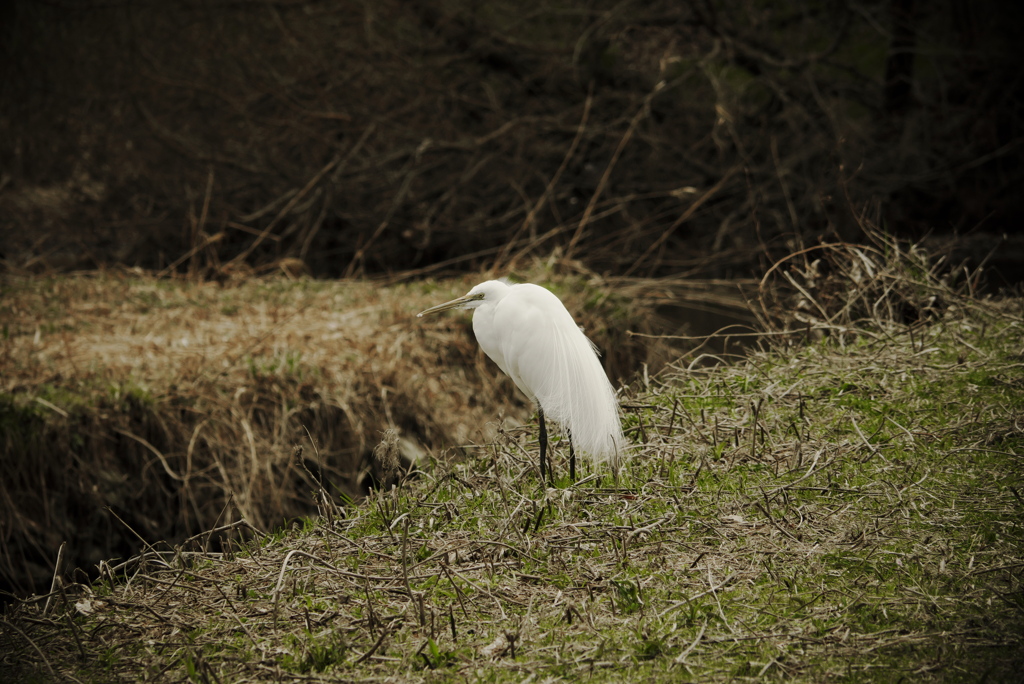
[418,279,626,477]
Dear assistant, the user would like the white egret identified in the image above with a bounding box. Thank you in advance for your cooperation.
[418,279,625,483]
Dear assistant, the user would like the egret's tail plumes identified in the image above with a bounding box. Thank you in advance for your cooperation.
[538,319,625,465]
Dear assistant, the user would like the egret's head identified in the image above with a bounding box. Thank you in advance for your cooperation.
[417,279,510,317]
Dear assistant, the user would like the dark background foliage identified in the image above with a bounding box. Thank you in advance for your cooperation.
[2,0,1022,281]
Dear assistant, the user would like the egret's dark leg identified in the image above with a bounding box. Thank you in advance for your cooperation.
[568,430,576,482]
[538,406,548,484]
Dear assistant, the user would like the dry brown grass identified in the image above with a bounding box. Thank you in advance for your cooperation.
[1,264,728,597]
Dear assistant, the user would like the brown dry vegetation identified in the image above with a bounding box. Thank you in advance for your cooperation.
[1,237,1022,682]
[2,0,1022,280]
[0,261,751,598]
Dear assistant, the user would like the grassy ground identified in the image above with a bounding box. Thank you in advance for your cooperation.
[0,264,695,597]
[2,246,1023,682]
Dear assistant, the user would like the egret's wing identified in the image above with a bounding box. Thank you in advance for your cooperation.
[485,287,544,402]
[496,285,625,463]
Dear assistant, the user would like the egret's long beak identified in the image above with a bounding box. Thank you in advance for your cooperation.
[417,293,482,317]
